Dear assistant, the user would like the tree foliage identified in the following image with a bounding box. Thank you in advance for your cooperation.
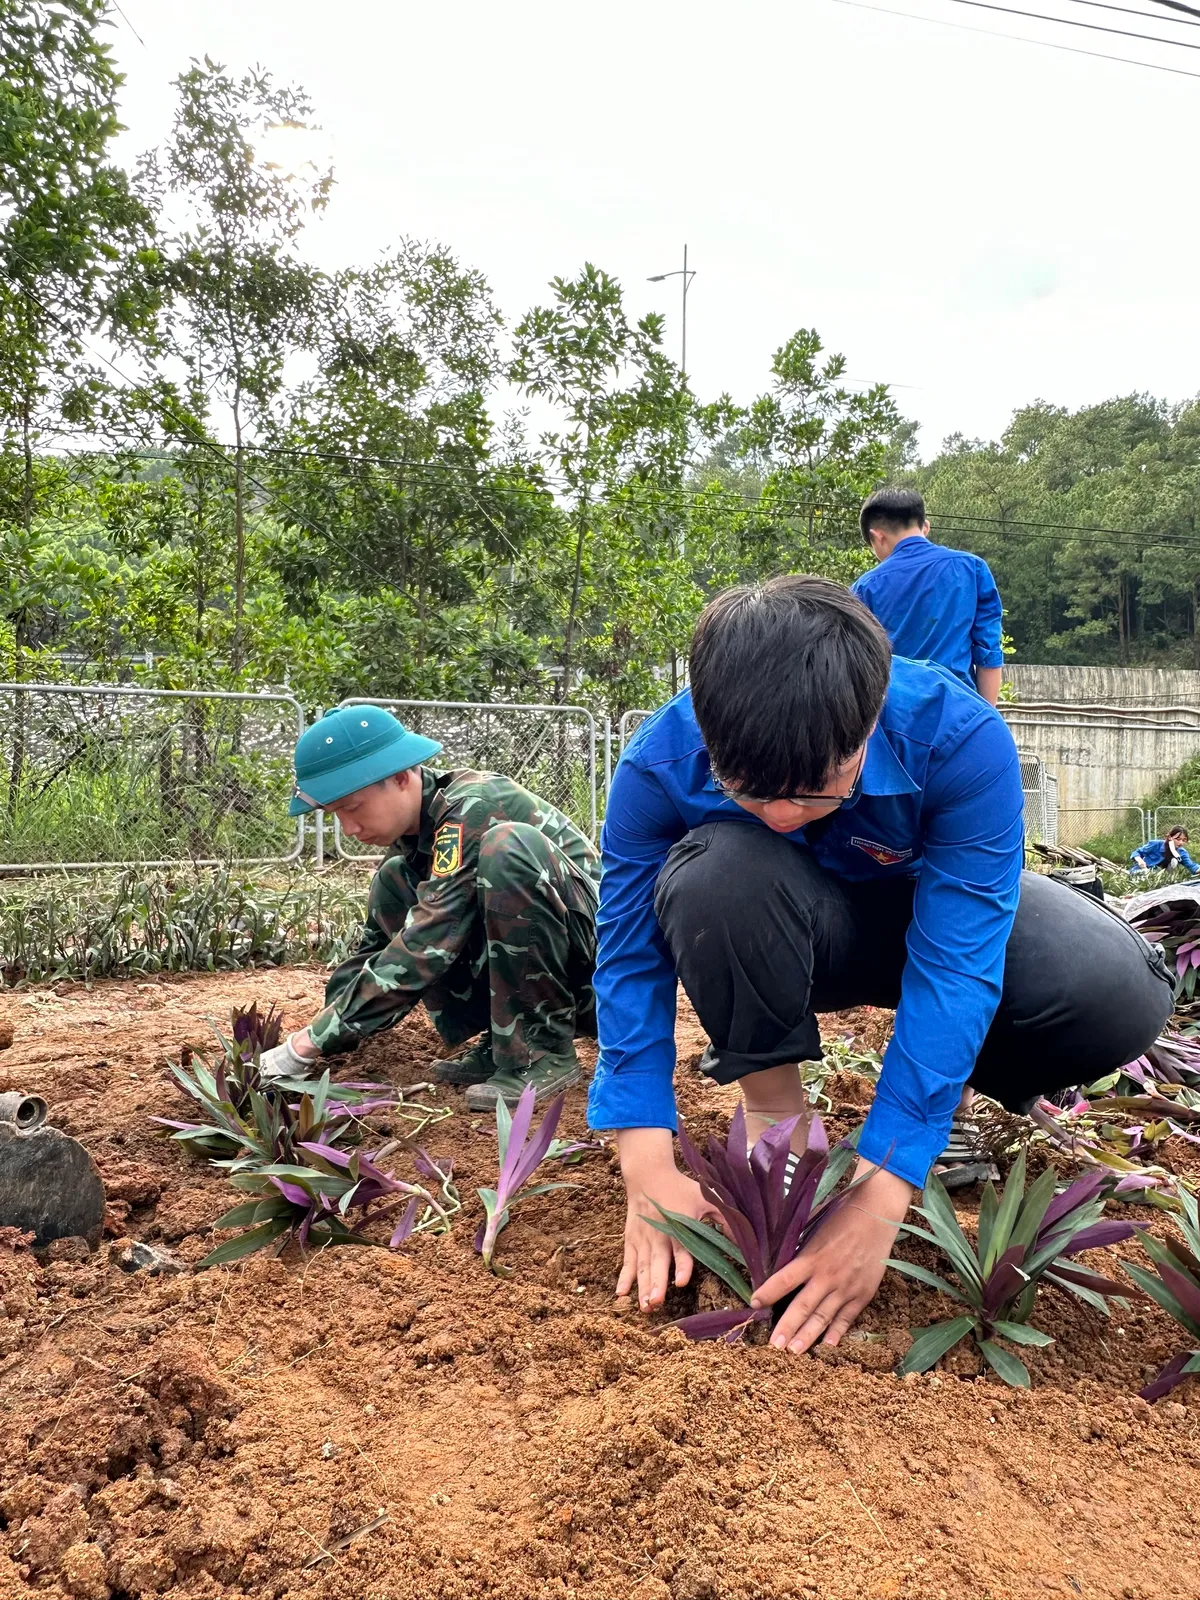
[5,0,1198,748]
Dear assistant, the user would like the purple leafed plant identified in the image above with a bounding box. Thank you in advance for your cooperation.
[1121,1031,1200,1091]
[474,1087,577,1275]
[1120,1186,1200,1402]
[644,1106,856,1343]
[229,1001,284,1059]
[891,1153,1141,1387]
[199,1130,457,1266]
[1129,898,1200,1014]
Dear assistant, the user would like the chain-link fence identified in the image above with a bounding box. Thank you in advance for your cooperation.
[0,683,305,872]
[1154,807,1200,840]
[1054,806,1148,857]
[1018,754,1054,843]
[618,708,653,752]
[329,698,602,859]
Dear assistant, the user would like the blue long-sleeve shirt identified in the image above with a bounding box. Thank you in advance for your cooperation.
[1131,838,1200,875]
[588,657,1025,1189]
[851,536,1005,690]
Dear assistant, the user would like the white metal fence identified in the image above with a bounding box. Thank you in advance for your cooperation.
[0,683,305,873]
[619,708,652,751]
[1,683,1193,875]
[1154,806,1200,841]
[325,698,603,859]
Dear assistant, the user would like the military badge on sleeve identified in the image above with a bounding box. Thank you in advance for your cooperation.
[431,822,464,877]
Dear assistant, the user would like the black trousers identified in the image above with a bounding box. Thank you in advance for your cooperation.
[653,822,1174,1111]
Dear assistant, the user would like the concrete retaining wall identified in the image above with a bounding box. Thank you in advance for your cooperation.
[1005,663,1200,707]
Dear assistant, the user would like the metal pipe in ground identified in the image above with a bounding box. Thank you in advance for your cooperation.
[0,1093,48,1130]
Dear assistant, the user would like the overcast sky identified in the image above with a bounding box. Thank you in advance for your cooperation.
[110,0,1200,460]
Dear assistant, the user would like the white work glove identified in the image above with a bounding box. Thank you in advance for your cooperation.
[259,1032,320,1081]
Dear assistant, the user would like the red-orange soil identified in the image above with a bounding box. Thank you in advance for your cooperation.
[0,970,1198,1600]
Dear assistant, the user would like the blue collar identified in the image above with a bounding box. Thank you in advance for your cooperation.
[862,724,920,797]
[887,534,930,560]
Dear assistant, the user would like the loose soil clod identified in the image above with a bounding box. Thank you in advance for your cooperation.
[1,969,1199,1600]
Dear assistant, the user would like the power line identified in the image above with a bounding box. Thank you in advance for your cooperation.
[109,1,146,47]
[31,427,1200,549]
[1059,0,1200,25]
[947,0,1200,52]
[32,439,1200,560]
[1146,0,1200,18]
[833,0,1200,77]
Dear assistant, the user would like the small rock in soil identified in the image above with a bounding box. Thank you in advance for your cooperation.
[45,1235,92,1263]
[0,1020,13,1050]
[61,1541,109,1600]
[112,1240,184,1276]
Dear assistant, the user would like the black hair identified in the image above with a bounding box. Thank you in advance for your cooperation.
[859,486,926,545]
[689,575,891,797]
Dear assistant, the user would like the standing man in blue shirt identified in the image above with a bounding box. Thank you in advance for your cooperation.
[851,487,1005,704]
[589,576,1172,1357]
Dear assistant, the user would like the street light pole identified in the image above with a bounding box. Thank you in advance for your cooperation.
[647,244,697,378]
[647,246,698,695]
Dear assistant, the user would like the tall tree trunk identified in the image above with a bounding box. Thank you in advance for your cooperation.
[1117,572,1130,666]
[561,489,589,704]
[231,391,246,678]
[7,394,35,816]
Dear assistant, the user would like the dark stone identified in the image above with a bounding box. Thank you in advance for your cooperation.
[0,1123,105,1248]
[112,1240,183,1276]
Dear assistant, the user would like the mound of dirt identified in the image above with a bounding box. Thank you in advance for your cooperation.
[0,970,1198,1600]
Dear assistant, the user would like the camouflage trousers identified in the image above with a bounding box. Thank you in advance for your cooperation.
[328,821,597,1072]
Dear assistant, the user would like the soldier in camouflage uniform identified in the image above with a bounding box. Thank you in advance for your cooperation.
[260,706,599,1108]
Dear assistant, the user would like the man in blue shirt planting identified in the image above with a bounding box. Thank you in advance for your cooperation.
[851,487,1005,704]
[590,576,1173,1356]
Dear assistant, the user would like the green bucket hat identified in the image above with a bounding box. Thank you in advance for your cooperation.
[289,706,442,815]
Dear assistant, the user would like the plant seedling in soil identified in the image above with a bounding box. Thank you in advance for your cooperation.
[1120,1186,1200,1402]
[156,1004,448,1157]
[1129,897,1200,1015]
[644,1105,856,1343]
[201,1120,457,1267]
[890,1152,1139,1386]
[1115,1030,1200,1092]
[474,1086,578,1275]
[158,1050,402,1158]
[220,1001,284,1063]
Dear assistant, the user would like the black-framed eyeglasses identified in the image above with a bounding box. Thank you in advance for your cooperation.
[712,748,866,812]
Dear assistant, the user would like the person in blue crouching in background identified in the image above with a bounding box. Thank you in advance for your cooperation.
[1132,827,1200,877]
[588,575,1174,1359]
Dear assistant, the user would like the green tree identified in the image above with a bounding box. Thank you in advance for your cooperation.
[156,58,331,674]
[0,0,156,808]
[510,263,694,698]
[265,242,557,701]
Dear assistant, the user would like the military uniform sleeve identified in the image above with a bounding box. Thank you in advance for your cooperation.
[308,821,479,1054]
[323,895,392,1013]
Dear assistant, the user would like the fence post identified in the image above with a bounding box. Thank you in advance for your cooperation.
[603,718,612,798]
[314,810,325,870]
